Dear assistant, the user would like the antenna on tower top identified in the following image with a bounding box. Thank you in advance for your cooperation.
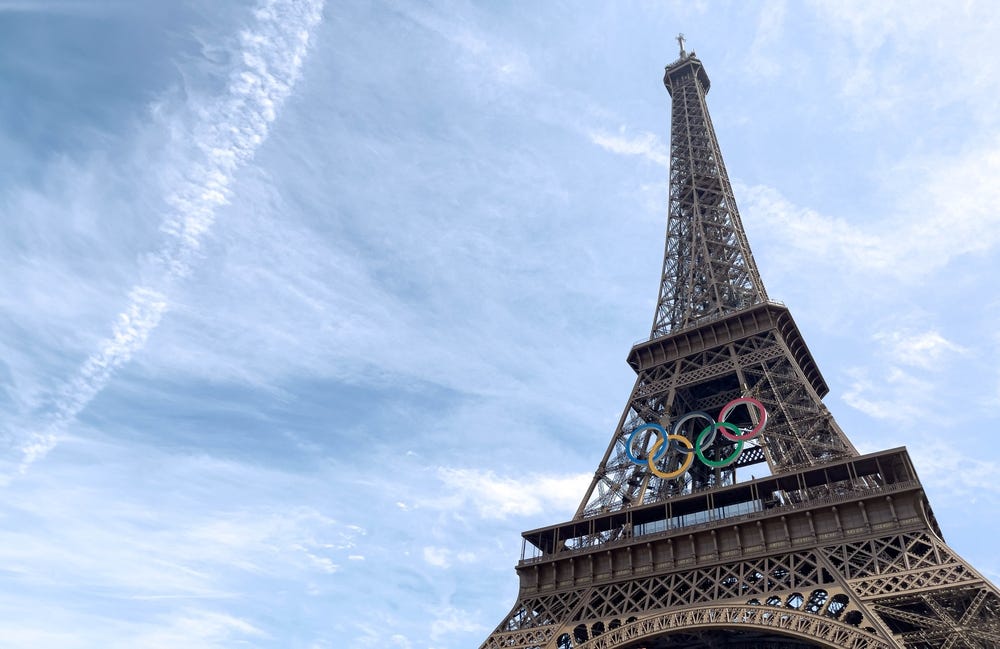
[677,33,686,57]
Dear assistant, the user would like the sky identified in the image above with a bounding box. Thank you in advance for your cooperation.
[2,1,1000,647]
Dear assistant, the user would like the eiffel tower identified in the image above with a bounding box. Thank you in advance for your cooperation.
[480,39,1000,649]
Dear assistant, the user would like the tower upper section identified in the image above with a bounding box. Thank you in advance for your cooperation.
[650,52,768,339]
[568,46,853,521]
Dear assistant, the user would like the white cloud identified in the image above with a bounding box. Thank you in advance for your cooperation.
[352,620,425,649]
[907,438,1000,502]
[390,635,413,649]
[840,329,966,433]
[746,0,787,78]
[430,607,487,643]
[297,545,340,574]
[434,468,591,519]
[0,609,267,649]
[398,2,535,89]
[742,184,889,272]
[873,329,966,370]
[842,365,935,421]
[423,546,451,568]
[589,129,669,168]
[742,137,1000,279]
[128,610,267,649]
[6,0,325,477]
[422,546,477,569]
[810,1,1000,124]
[0,442,359,606]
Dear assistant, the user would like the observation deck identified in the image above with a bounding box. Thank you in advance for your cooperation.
[518,448,933,577]
[663,52,711,96]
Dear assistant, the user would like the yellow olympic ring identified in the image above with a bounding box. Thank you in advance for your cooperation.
[647,434,694,479]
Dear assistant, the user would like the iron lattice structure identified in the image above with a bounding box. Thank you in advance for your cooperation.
[651,47,766,337]
[480,45,1000,649]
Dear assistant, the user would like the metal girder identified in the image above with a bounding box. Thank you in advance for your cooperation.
[576,318,857,517]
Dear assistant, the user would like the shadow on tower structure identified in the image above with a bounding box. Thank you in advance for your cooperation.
[480,43,1000,649]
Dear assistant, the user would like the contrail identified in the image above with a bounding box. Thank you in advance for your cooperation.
[11,0,325,477]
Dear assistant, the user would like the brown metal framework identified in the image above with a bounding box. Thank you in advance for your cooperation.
[480,46,1000,649]
[651,52,767,338]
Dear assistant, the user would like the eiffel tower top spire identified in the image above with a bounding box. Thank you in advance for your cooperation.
[651,47,768,339]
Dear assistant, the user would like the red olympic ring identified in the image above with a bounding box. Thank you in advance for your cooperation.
[716,397,767,441]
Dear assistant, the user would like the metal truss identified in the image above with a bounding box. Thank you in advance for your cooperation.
[481,46,1000,649]
[575,308,857,518]
[572,606,894,649]
[482,525,1000,649]
[651,52,766,338]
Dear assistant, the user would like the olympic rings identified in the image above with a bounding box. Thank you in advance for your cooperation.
[625,397,767,477]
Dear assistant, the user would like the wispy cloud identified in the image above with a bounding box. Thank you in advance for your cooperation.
[430,607,488,643]
[811,0,1000,125]
[742,137,1000,279]
[127,610,268,649]
[422,546,477,569]
[0,434,366,645]
[842,365,936,422]
[7,0,325,477]
[0,471,351,597]
[840,327,966,424]
[432,468,591,519]
[397,2,535,89]
[907,438,1000,503]
[589,129,669,168]
[873,329,966,370]
[746,0,787,78]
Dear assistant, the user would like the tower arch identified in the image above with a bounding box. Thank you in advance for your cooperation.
[572,606,888,649]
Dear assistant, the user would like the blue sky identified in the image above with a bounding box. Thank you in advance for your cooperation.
[2,1,1000,647]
